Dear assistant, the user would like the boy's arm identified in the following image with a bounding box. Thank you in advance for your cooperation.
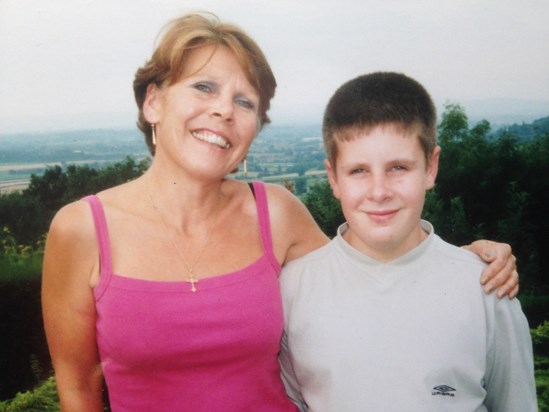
[464,240,518,299]
[279,262,309,411]
[279,332,308,411]
[483,297,537,411]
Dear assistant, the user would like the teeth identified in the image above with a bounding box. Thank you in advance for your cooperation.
[192,131,230,149]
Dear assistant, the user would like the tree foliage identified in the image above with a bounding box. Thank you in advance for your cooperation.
[0,157,149,249]
[302,180,344,238]
[432,104,547,293]
[0,376,59,411]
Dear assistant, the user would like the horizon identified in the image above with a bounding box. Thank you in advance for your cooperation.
[1,1,548,135]
[1,97,548,136]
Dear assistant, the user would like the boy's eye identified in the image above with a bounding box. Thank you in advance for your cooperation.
[350,168,365,175]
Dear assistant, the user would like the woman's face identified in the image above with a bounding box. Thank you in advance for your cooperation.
[144,45,260,178]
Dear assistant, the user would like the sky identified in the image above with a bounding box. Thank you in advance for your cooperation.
[1,0,548,134]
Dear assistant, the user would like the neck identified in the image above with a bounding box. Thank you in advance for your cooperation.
[144,167,225,233]
[343,224,429,263]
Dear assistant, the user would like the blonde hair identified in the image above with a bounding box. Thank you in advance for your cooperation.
[133,12,276,154]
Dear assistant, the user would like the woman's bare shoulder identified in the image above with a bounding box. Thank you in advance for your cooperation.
[262,182,302,209]
[49,199,95,241]
[43,198,100,288]
[47,200,95,254]
[262,182,329,263]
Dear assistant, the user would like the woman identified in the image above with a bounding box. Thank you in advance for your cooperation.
[42,13,518,411]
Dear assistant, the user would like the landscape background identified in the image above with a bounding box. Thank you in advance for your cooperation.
[0,105,549,409]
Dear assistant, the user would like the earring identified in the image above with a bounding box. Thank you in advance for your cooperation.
[243,158,248,176]
[151,123,157,146]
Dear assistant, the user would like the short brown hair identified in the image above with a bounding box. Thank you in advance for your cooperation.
[133,12,277,154]
[323,72,437,167]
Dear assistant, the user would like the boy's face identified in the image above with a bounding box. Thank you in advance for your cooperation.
[326,124,440,262]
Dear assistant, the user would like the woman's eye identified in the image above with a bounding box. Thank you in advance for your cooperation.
[235,97,256,110]
[193,82,213,93]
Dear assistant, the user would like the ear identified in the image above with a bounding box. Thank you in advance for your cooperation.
[325,159,341,200]
[426,145,441,190]
[143,84,163,124]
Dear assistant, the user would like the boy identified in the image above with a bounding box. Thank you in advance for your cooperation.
[279,72,536,411]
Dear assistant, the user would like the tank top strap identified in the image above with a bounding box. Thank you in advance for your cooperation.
[250,181,280,270]
[82,195,113,282]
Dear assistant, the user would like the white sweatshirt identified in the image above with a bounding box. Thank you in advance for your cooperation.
[280,221,537,412]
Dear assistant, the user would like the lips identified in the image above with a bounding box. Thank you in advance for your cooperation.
[191,130,231,149]
[367,209,398,223]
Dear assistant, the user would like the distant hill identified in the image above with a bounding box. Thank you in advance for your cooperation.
[460,98,549,128]
[497,115,549,140]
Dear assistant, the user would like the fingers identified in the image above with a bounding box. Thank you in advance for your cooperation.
[464,239,511,266]
[495,270,519,299]
[479,246,512,285]
[508,283,519,300]
[482,240,512,263]
[485,267,519,299]
[466,239,519,299]
[481,254,517,296]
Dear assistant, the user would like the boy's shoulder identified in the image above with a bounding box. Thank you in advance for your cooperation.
[432,235,487,269]
[427,234,490,289]
[282,238,338,274]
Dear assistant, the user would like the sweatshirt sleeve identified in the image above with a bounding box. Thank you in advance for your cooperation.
[483,295,537,411]
[279,331,308,411]
[279,263,309,411]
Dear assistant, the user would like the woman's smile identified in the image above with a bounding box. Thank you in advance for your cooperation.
[191,130,231,149]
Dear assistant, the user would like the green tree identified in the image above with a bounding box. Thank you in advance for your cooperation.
[24,165,67,214]
[0,157,150,247]
[438,103,469,144]
[302,180,344,237]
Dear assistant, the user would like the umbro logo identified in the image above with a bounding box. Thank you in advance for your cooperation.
[432,385,456,397]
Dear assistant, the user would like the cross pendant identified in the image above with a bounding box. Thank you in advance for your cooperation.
[186,275,198,293]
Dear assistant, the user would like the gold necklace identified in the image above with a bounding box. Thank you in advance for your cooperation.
[146,178,221,292]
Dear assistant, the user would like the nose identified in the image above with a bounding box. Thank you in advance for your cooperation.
[210,94,234,122]
[367,173,392,202]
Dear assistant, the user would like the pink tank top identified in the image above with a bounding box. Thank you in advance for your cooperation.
[84,182,296,411]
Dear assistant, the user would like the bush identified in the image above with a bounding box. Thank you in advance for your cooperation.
[530,322,549,410]
[0,246,50,401]
[532,321,549,356]
[536,356,549,412]
[522,295,549,329]
[0,377,59,411]
[302,180,344,238]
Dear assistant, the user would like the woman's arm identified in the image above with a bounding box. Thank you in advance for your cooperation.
[42,202,104,411]
[266,183,329,265]
[266,183,519,298]
[464,240,519,299]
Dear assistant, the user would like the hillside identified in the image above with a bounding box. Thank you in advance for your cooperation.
[0,124,325,194]
[1,113,548,193]
[498,115,549,140]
